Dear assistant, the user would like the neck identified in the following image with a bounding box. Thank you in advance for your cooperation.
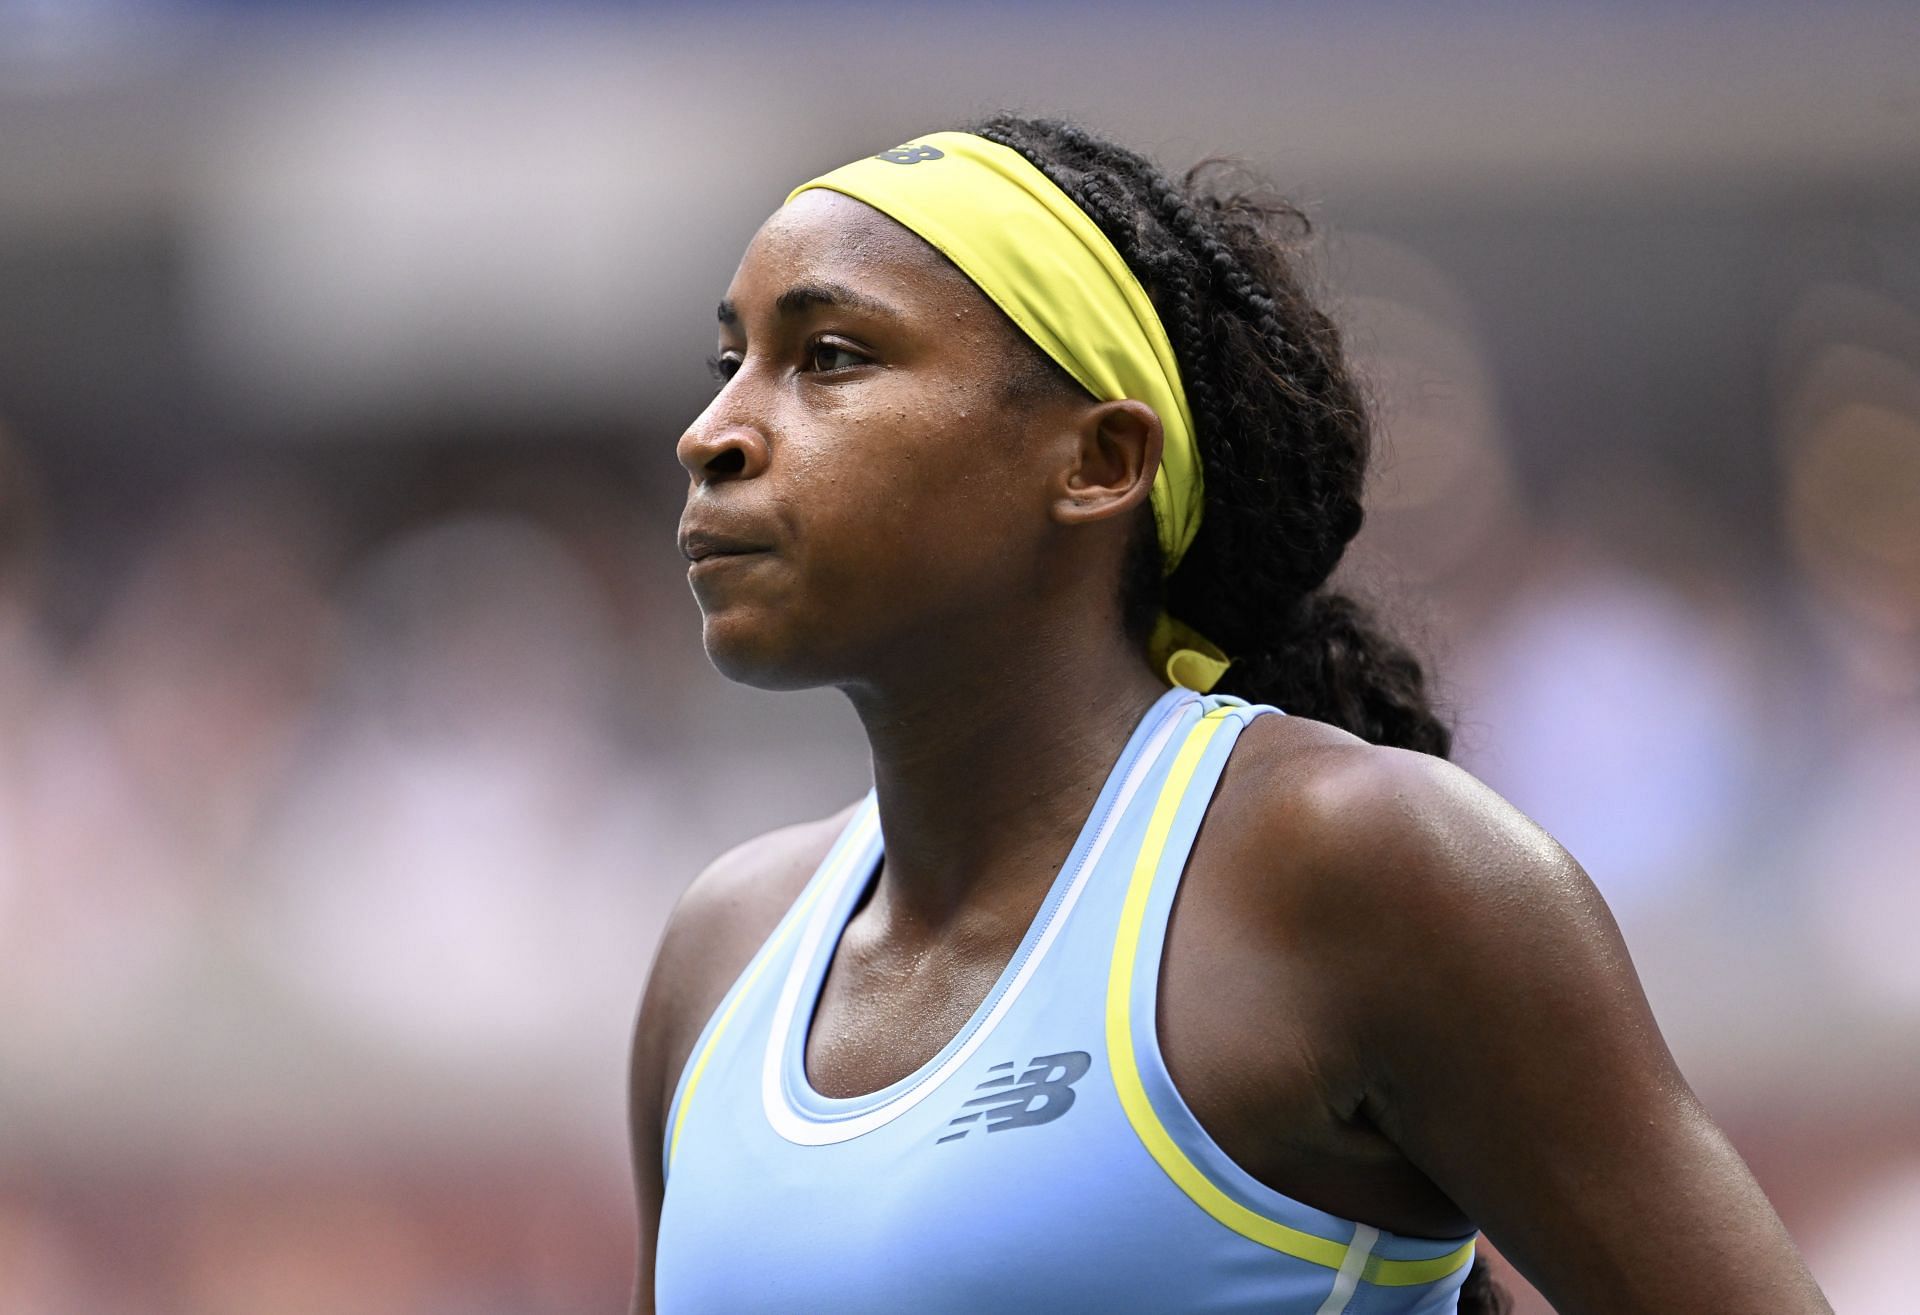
[840,623,1171,934]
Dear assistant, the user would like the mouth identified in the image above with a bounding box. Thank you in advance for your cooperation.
[679,525,772,561]
[685,546,772,574]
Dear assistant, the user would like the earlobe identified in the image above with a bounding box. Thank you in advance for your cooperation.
[1053,399,1163,527]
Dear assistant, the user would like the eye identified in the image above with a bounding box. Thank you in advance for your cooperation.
[706,352,741,383]
[806,340,870,373]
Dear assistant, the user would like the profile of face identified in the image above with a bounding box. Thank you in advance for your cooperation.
[677,189,1161,692]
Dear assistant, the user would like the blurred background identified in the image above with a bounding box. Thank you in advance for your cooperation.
[1,1,1916,1311]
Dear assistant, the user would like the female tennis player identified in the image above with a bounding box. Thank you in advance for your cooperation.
[627,117,1831,1314]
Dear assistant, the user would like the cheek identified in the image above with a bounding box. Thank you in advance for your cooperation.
[794,399,1039,603]
[691,371,1049,689]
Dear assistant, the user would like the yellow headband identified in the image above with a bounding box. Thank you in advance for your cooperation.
[786,131,1232,693]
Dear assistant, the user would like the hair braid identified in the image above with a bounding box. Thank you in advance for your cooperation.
[973,117,1422,703]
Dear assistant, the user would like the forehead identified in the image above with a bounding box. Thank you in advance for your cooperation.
[726,189,986,317]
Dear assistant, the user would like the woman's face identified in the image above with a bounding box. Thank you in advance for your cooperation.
[677,189,1089,690]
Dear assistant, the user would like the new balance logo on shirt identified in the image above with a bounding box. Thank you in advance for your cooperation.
[937,1051,1090,1143]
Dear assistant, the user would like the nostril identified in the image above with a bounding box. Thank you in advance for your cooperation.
[708,448,747,476]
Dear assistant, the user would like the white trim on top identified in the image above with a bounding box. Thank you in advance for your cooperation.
[1313,1224,1379,1315]
[761,704,1189,1147]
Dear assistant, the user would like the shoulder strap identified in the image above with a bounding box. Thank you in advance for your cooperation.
[662,793,879,1176]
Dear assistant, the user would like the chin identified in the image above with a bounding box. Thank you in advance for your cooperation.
[698,612,839,691]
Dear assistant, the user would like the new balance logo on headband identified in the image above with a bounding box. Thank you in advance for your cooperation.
[875,143,945,165]
[936,1050,1090,1143]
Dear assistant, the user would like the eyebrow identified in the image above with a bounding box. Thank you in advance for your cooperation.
[715,280,903,327]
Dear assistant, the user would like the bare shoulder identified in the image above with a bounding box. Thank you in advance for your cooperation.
[647,803,858,1064]
[1208,710,1643,1102]
[626,803,859,1313]
[629,802,859,1138]
[1211,717,1833,1312]
[1219,711,1594,949]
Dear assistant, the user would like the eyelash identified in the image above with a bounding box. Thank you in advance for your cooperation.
[705,339,869,383]
[807,340,868,373]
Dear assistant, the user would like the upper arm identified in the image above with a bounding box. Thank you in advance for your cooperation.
[1293,750,1830,1314]
[627,936,671,1315]
[626,861,726,1315]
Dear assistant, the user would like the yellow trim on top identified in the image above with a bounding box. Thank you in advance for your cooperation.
[1105,709,1476,1287]
[1364,1245,1478,1288]
[667,873,833,1172]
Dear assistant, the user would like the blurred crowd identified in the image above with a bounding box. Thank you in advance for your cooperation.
[0,431,880,1313]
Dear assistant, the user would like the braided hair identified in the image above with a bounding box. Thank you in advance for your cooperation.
[970,114,1502,1312]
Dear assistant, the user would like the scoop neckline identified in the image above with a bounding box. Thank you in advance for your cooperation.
[776,685,1198,1123]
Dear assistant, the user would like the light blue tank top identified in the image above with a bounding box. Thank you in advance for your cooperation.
[656,686,1478,1314]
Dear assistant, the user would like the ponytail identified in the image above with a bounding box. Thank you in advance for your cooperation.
[1211,590,1451,757]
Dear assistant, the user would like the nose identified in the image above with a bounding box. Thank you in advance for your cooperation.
[676,399,771,486]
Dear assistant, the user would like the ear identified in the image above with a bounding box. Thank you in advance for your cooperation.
[1050,399,1163,529]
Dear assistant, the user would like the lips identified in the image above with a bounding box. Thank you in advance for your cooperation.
[678,527,772,563]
